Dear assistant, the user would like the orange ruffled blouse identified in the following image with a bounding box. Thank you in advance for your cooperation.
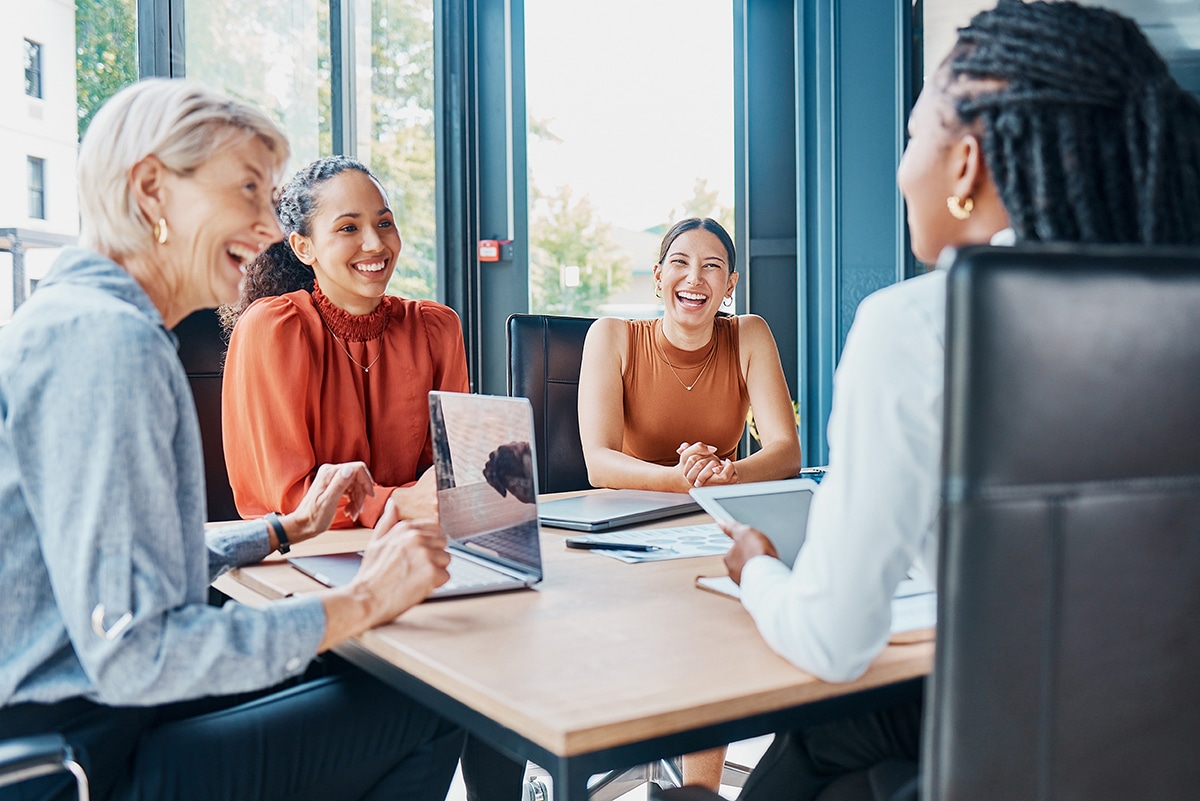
[222,284,470,527]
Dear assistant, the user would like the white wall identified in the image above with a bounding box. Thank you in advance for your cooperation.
[0,0,80,239]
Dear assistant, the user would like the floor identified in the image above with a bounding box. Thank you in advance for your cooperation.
[444,735,773,801]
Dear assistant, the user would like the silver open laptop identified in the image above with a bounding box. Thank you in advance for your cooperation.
[289,392,544,599]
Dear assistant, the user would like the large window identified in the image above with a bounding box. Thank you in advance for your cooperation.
[24,39,43,98]
[2,0,133,322]
[524,0,734,318]
[184,0,438,300]
[364,0,437,301]
[923,0,1200,98]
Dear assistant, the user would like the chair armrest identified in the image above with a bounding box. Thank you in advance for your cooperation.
[0,733,73,789]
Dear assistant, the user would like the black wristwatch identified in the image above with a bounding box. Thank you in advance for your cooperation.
[265,512,291,555]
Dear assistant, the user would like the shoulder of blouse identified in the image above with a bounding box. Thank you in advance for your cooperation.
[405,298,464,339]
[238,291,316,331]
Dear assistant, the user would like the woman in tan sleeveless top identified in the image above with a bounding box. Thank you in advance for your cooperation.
[579,217,802,492]
[579,217,802,789]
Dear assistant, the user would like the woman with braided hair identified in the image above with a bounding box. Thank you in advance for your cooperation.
[220,156,527,800]
[704,2,1200,799]
[220,156,470,530]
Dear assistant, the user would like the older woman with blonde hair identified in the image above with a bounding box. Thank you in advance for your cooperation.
[0,79,463,801]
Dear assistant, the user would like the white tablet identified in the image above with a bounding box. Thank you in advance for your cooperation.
[689,478,820,568]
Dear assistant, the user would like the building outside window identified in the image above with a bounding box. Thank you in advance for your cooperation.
[27,157,46,220]
[24,39,42,98]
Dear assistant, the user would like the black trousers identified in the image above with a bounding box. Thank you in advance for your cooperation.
[737,700,922,801]
[1,664,469,801]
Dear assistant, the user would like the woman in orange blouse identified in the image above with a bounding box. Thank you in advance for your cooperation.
[221,156,469,529]
[221,156,526,801]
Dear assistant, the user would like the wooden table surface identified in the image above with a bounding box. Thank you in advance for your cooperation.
[214,508,934,759]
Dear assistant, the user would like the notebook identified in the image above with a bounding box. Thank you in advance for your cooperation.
[289,392,543,599]
[538,489,701,532]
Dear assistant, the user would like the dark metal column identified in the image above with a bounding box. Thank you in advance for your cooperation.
[436,0,528,395]
[137,0,185,78]
[791,0,915,463]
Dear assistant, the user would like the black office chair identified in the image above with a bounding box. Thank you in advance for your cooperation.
[506,313,596,494]
[175,308,240,522]
[927,244,1200,800]
[509,313,752,798]
[0,734,90,800]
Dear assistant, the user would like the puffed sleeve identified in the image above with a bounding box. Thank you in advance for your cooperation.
[403,302,468,475]
[223,297,326,521]
[419,301,471,394]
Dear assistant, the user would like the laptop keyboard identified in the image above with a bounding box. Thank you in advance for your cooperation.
[457,521,541,567]
[443,553,520,591]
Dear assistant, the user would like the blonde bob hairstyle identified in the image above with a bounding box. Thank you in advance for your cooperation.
[77,78,290,259]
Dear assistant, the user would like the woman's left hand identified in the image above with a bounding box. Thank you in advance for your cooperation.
[282,461,375,544]
[691,458,739,488]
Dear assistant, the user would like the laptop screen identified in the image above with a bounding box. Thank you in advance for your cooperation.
[429,392,543,576]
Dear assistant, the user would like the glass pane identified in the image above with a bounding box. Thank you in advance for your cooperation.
[362,0,438,301]
[923,0,1200,99]
[185,0,330,169]
[525,0,735,318]
[3,1,133,322]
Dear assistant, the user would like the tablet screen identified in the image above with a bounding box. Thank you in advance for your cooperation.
[705,488,813,567]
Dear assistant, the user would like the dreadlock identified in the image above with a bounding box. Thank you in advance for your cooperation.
[218,155,374,337]
[944,0,1200,246]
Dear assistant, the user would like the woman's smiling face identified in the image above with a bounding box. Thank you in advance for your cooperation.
[289,169,402,315]
[654,228,737,325]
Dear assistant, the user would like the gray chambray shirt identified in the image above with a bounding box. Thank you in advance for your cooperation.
[0,248,324,708]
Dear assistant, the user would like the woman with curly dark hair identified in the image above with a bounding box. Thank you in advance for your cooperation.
[220,156,527,801]
[221,156,469,530]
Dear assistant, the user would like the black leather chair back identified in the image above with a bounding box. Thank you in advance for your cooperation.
[928,244,1200,800]
[175,308,240,521]
[506,314,596,494]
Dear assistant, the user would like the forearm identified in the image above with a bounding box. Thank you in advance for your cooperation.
[585,447,689,492]
[316,586,381,652]
[731,438,802,484]
[206,519,274,581]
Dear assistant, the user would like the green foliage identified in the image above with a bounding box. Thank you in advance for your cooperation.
[176,0,437,300]
[529,185,631,316]
[76,0,138,140]
[371,0,437,300]
[664,177,735,238]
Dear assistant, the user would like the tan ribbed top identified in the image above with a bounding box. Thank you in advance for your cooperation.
[620,317,749,466]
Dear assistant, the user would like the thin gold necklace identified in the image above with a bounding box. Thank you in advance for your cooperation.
[322,320,383,373]
[655,325,718,391]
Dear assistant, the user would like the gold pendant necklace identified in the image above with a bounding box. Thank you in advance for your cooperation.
[655,326,718,391]
[323,320,383,373]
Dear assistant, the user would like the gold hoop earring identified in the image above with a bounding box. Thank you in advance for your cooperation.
[655,282,662,300]
[947,196,974,221]
[153,218,169,245]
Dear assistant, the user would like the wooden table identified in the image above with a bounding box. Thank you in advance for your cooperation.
[213,507,933,799]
